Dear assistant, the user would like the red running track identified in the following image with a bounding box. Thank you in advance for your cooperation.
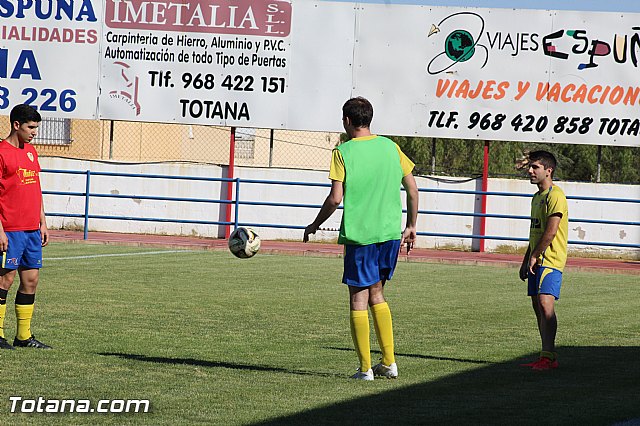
[49,230,639,275]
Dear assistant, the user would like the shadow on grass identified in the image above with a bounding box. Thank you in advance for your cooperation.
[255,346,640,426]
[98,352,342,378]
[325,346,492,365]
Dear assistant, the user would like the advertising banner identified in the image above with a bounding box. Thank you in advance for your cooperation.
[2,0,638,146]
[353,5,640,146]
[0,0,102,118]
[98,0,296,128]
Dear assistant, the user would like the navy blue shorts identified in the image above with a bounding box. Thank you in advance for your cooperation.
[2,230,43,270]
[342,240,401,287]
[528,266,562,300]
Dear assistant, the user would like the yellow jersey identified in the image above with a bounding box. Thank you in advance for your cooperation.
[529,185,569,271]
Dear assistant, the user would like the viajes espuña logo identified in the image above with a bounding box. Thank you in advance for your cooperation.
[427,11,489,75]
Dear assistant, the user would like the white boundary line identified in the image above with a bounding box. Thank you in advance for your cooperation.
[45,250,198,261]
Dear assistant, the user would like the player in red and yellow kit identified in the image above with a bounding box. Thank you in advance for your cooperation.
[0,104,51,350]
[519,150,568,370]
[303,97,419,380]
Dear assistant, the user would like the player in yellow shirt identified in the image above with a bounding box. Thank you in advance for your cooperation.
[519,151,568,370]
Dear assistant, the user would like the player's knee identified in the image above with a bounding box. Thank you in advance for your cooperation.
[17,275,39,292]
[538,298,555,318]
[0,271,17,289]
[368,291,385,306]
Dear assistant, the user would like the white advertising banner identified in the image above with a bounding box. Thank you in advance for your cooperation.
[0,0,102,118]
[352,5,640,146]
[99,0,297,127]
[2,0,638,147]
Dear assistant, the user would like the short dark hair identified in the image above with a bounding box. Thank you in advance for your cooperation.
[528,150,557,175]
[10,104,41,125]
[342,97,373,128]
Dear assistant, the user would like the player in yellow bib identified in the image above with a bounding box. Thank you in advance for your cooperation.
[304,97,419,380]
[519,151,568,370]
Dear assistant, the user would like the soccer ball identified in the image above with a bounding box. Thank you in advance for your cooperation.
[228,227,261,258]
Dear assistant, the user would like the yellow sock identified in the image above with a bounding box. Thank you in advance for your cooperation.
[350,310,371,371]
[0,302,6,339]
[0,288,7,339]
[15,303,35,341]
[371,302,395,366]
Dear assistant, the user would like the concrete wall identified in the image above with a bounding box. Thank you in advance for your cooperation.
[40,158,640,256]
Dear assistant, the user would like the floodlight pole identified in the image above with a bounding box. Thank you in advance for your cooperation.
[479,141,490,252]
[225,127,236,239]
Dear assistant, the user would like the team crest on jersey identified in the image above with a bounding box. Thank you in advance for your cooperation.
[27,152,34,162]
[17,167,37,185]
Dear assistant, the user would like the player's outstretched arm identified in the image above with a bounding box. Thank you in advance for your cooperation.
[303,180,343,242]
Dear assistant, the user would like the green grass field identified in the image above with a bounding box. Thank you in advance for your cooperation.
[2,243,639,425]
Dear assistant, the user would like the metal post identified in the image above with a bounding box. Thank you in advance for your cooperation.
[109,120,114,160]
[225,127,236,238]
[596,145,602,183]
[83,170,91,240]
[431,138,436,175]
[234,178,240,229]
[479,141,490,252]
[269,129,274,167]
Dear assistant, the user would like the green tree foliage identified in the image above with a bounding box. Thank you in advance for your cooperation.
[387,137,639,184]
[599,146,640,183]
